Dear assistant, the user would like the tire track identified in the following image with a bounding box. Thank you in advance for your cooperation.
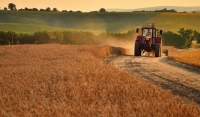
[108,55,200,104]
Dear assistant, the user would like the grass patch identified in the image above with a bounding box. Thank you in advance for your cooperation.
[0,11,159,33]
[139,13,200,33]
[0,23,74,34]
[0,23,104,34]
[1,11,200,34]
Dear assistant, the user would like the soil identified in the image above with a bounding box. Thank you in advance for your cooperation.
[106,54,200,105]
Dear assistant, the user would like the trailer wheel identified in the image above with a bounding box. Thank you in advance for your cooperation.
[134,41,141,56]
[165,49,168,56]
[155,43,161,57]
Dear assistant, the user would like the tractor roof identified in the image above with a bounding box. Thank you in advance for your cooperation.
[142,23,156,29]
[142,27,157,30]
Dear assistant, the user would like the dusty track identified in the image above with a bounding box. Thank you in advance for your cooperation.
[107,54,200,104]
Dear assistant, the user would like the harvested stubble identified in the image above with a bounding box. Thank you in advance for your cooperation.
[0,44,200,117]
[168,49,200,68]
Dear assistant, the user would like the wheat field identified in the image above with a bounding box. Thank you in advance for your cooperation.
[0,44,200,117]
[168,49,200,68]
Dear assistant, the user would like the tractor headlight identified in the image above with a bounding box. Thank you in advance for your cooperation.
[145,38,150,41]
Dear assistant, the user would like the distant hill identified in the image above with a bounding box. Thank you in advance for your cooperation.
[107,6,200,12]
[0,11,159,34]
[0,10,200,34]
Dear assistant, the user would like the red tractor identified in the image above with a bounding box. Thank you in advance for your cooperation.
[134,24,163,57]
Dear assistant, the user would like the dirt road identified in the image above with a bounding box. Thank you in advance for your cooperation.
[106,54,200,104]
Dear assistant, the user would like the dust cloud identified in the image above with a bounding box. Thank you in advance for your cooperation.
[98,36,136,55]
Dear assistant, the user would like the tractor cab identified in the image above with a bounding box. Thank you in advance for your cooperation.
[142,28,155,37]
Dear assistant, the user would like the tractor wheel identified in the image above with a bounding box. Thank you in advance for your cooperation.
[155,43,161,57]
[165,49,168,56]
[134,41,141,56]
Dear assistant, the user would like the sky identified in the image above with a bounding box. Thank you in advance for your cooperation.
[1,0,200,12]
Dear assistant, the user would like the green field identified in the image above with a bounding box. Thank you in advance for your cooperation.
[0,10,200,34]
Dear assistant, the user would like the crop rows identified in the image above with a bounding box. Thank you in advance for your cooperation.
[0,45,200,116]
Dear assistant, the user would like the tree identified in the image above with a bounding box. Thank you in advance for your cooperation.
[18,33,34,44]
[52,8,58,12]
[33,8,38,11]
[33,31,50,44]
[46,7,51,11]
[62,10,68,12]
[8,3,17,10]
[99,8,106,12]
[0,31,9,45]
[40,9,45,11]
[25,7,29,11]
[194,32,200,44]
[162,31,184,48]
[4,7,7,10]
[178,28,197,48]
[18,8,24,11]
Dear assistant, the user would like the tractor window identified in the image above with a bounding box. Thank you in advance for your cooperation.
[143,29,152,37]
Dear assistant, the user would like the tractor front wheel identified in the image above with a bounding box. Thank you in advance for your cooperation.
[134,41,141,56]
[155,43,161,57]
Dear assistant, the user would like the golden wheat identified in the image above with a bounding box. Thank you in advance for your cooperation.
[168,49,200,68]
[0,44,199,117]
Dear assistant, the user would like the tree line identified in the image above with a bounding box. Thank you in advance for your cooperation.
[0,29,200,48]
[133,8,177,12]
[0,30,134,45]
[2,3,107,13]
[162,28,200,48]
[3,3,185,13]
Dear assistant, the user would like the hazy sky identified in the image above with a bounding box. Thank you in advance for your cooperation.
[1,0,200,12]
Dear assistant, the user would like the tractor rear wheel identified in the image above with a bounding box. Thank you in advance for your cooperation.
[155,43,161,57]
[134,41,141,56]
